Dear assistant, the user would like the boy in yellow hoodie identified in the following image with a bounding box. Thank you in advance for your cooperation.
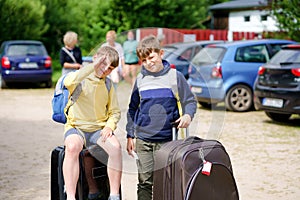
[63,46,122,200]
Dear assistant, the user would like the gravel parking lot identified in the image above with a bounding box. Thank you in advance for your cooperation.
[0,82,299,200]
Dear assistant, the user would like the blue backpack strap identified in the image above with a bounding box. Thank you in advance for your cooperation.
[54,74,67,96]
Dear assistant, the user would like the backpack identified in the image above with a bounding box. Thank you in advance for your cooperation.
[51,74,112,124]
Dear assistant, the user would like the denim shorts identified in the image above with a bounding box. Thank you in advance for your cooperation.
[64,128,110,163]
[64,128,102,147]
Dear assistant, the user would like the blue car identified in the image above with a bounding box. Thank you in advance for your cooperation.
[188,39,297,112]
[0,40,52,88]
[162,41,224,79]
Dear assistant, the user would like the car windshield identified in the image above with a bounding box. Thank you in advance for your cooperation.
[162,47,177,59]
[7,44,46,56]
[269,49,300,65]
[191,47,225,66]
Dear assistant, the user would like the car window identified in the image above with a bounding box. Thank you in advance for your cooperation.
[7,44,46,56]
[180,48,193,60]
[162,47,176,59]
[194,46,202,56]
[270,49,300,64]
[235,45,269,63]
[192,47,225,65]
[269,44,286,56]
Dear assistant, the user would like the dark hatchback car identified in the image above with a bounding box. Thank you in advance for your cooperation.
[0,40,52,88]
[254,44,300,122]
[162,40,224,79]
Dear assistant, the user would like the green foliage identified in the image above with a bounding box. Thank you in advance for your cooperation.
[51,59,62,84]
[0,0,48,43]
[0,0,230,56]
[108,0,215,29]
[2,0,298,84]
[40,0,81,54]
[271,0,300,41]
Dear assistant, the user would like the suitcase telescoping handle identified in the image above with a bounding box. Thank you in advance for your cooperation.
[171,122,189,141]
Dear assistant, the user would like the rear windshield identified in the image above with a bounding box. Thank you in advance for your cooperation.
[162,47,177,59]
[191,47,225,65]
[269,49,300,64]
[7,44,47,56]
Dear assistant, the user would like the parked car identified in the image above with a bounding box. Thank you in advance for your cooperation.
[82,56,93,65]
[0,40,52,88]
[188,39,297,112]
[254,44,300,122]
[162,40,224,79]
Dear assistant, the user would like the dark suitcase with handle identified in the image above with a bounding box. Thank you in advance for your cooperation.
[153,132,239,200]
[50,146,110,200]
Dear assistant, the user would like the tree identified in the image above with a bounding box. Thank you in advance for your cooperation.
[40,0,113,56]
[0,0,48,44]
[108,0,227,31]
[40,0,82,54]
[271,0,300,41]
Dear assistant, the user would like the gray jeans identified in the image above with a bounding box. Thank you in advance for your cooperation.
[135,139,166,200]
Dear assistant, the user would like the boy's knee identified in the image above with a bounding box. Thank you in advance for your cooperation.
[108,141,122,158]
[65,142,82,155]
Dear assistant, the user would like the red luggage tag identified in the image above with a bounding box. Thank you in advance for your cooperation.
[199,148,212,176]
[201,160,212,176]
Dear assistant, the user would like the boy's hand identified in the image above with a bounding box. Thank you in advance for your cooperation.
[100,127,113,142]
[127,138,135,158]
[175,114,191,128]
[94,55,110,77]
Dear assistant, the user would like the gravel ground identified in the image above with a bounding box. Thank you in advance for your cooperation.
[0,82,299,200]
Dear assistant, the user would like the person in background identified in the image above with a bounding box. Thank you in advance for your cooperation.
[101,30,125,86]
[126,35,197,200]
[60,31,83,75]
[62,46,122,200]
[122,30,140,86]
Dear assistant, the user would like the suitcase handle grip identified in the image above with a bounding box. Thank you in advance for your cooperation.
[171,122,189,140]
[183,136,203,143]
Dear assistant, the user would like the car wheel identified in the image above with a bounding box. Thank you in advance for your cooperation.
[225,84,253,112]
[265,112,291,122]
[199,102,217,109]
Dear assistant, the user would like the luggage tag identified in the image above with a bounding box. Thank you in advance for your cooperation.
[202,160,212,176]
[199,148,212,176]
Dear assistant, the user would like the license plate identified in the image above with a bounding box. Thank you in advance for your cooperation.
[191,87,202,93]
[19,62,38,69]
[262,98,283,108]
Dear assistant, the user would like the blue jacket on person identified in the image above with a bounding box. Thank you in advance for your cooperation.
[126,60,197,142]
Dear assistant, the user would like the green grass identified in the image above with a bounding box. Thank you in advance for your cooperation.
[51,59,62,86]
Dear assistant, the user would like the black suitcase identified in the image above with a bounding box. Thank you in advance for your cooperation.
[153,135,239,200]
[50,146,110,200]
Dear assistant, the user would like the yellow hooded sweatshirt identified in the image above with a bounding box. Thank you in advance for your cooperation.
[63,63,121,133]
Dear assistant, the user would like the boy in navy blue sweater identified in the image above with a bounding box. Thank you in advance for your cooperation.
[126,35,197,200]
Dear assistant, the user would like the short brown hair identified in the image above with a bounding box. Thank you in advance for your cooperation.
[136,35,161,60]
[96,46,119,68]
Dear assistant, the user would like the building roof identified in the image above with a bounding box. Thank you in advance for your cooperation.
[209,0,269,11]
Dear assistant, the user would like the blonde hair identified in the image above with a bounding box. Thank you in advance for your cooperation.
[63,31,78,47]
[106,30,116,40]
[96,46,119,68]
[136,35,161,60]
